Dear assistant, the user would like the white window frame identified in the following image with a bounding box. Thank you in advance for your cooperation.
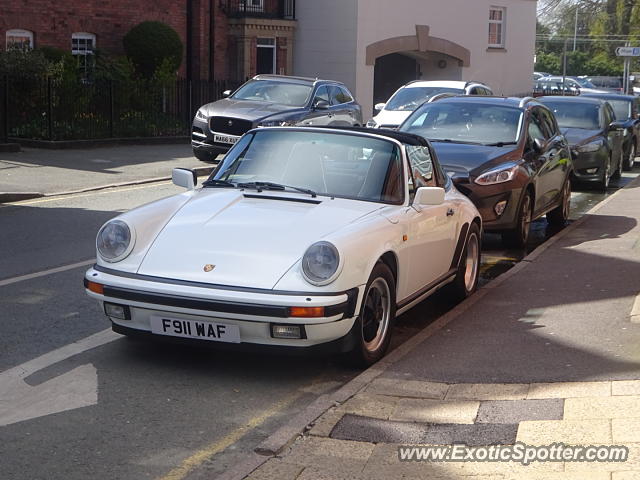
[6,29,34,50]
[488,7,506,48]
[256,37,276,75]
[71,32,96,55]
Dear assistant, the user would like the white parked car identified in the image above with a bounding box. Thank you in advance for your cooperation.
[367,80,493,130]
[84,127,482,365]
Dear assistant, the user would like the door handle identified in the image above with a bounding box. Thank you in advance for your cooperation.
[446,208,455,217]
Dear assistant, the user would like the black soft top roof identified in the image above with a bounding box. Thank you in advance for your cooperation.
[307,126,430,147]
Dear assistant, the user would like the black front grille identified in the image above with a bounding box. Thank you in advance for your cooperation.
[209,117,253,136]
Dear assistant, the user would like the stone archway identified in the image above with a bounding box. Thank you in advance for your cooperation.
[367,25,471,106]
[365,25,471,68]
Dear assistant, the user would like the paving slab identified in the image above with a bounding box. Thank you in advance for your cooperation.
[517,419,612,444]
[564,443,640,472]
[476,399,564,424]
[613,381,640,396]
[389,397,480,424]
[613,419,640,443]
[365,377,449,399]
[564,395,640,419]
[527,382,612,399]
[445,383,529,401]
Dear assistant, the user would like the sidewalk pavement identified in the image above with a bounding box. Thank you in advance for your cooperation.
[0,143,218,202]
[238,176,640,480]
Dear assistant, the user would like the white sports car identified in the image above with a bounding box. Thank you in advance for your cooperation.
[84,127,482,365]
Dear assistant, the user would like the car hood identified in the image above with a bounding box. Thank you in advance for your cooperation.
[431,142,519,176]
[373,110,413,127]
[560,128,602,146]
[137,189,383,289]
[203,98,305,122]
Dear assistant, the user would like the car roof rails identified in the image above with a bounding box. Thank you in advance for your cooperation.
[518,96,538,108]
[428,92,458,103]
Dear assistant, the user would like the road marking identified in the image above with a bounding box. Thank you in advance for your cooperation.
[0,329,119,426]
[0,259,95,287]
[3,181,172,207]
[156,391,303,480]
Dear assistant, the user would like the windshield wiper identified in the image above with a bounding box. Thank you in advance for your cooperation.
[484,141,518,147]
[430,139,484,145]
[237,181,317,198]
[201,179,237,188]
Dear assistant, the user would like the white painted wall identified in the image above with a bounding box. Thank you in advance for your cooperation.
[294,0,537,119]
[293,0,359,91]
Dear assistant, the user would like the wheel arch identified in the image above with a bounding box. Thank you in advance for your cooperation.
[378,251,399,287]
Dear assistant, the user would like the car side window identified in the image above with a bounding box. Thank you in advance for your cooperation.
[602,104,613,128]
[469,87,479,95]
[329,86,354,105]
[527,110,546,149]
[313,86,330,105]
[539,108,558,139]
[406,145,438,201]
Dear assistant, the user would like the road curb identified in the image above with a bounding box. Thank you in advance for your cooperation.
[217,174,640,480]
[0,165,215,204]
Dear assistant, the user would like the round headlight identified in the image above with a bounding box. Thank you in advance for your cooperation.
[97,220,134,262]
[301,241,340,285]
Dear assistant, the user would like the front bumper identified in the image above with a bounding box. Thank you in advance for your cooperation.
[191,117,241,155]
[571,150,607,183]
[454,182,523,232]
[84,267,362,352]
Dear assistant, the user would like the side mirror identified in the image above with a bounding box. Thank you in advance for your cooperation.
[313,99,330,110]
[532,137,545,153]
[414,186,445,207]
[222,90,232,98]
[173,168,197,190]
[609,121,624,132]
[374,103,386,111]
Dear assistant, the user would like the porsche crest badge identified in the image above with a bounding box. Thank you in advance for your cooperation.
[203,264,216,272]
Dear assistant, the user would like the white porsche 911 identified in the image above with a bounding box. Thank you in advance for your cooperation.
[84,127,482,365]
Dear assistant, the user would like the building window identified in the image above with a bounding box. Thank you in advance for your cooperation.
[72,32,96,78]
[488,7,506,48]
[6,29,34,50]
[256,38,276,75]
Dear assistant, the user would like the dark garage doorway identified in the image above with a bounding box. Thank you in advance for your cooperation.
[373,53,419,107]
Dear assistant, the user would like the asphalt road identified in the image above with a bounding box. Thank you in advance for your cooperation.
[0,170,638,480]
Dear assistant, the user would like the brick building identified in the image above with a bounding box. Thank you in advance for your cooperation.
[0,0,296,82]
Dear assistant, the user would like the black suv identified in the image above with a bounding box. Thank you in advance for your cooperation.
[192,75,363,162]
[399,96,573,247]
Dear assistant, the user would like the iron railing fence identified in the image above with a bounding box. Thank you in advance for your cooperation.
[1,76,239,141]
[221,0,295,19]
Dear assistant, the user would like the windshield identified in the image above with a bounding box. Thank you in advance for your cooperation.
[385,87,463,111]
[608,100,632,120]
[574,77,596,88]
[210,130,404,204]
[400,103,523,145]
[542,101,601,130]
[231,80,313,107]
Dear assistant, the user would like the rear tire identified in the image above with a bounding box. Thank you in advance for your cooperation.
[502,191,532,248]
[547,178,571,227]
[447,223,481,302]
[348,262,396,367]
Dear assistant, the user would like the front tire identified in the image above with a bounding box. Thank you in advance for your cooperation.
[349,262,396,367]
[624,141,636,171]
[447,223,481,301]
[597,155,611,191]
[502,191,532,248]
[547,178,571,227]
[193,148,217,163]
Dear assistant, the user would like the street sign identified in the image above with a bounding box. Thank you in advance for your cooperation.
[616,46,640,57]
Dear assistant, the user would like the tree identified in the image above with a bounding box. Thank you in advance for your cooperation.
[123,22,183,78]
